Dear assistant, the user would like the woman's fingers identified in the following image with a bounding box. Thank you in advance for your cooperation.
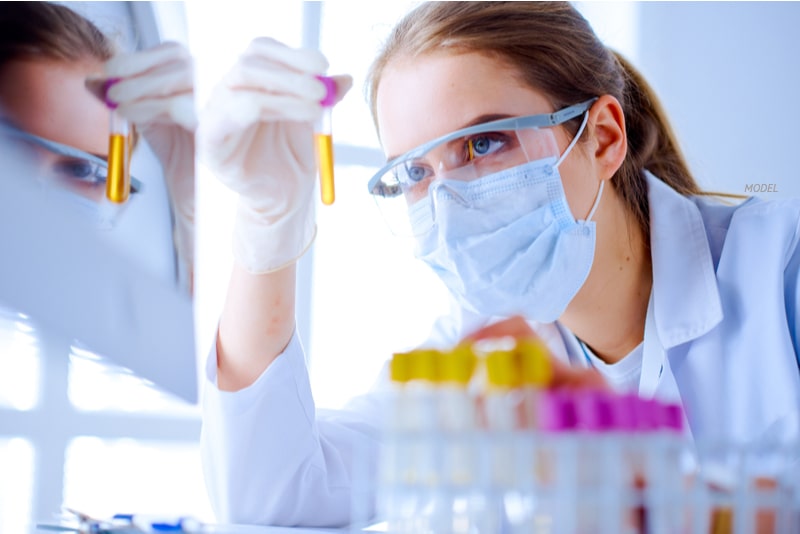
[105,42,190,79]
[464,315,539,342]
[464,315,611,391]
[106,60,193,105]
[244,37,328,74]
[230,56,326,101]
[116,93,196,131]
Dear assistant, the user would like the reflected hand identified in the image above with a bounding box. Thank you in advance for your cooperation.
[464,315,611,391]
[197,37,352,273]
[89,42,196,269]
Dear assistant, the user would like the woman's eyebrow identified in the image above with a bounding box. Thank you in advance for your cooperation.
[385,113,515,162]
[460,113,514,129]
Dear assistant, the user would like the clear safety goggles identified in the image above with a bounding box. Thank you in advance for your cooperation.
[367,99,596,237]
[0,121,143,197]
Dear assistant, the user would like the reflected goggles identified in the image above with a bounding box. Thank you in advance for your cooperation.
[0,121,143,196]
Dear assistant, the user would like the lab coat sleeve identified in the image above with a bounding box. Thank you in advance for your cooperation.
[200,330,383,527]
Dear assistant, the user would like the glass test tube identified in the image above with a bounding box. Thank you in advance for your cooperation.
[532,390,579,532]
[438,346,481,533]
[105,79,130,204]
[383,349,440,534]
[315,76,336,205]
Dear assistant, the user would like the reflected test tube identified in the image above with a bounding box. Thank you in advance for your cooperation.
[315,76,336,205]
[104,78,131,204]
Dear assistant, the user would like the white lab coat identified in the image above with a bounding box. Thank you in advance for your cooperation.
[201,171,800,527]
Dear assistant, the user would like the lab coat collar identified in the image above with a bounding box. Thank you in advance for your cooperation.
[645,170,723,348]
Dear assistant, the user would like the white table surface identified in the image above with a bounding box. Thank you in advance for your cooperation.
[202,522,384,533]
[202,526,343,533]
[33,521,385,533]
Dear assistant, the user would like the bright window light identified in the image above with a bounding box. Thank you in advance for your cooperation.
[63,437,213,522]
[0,309,39,411]
[575,2,639,63]
[68,346,198,416]
[0,438,34,533]
[319,1,421,149]
[310,164,449,408]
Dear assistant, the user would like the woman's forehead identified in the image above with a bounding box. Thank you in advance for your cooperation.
[376,51,553,158]
[0,58,110,157]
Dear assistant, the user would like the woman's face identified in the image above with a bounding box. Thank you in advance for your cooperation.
[376,51,601,221]
[0,58,110,201]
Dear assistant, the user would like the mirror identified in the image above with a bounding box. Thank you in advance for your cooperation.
[0,1,197,403]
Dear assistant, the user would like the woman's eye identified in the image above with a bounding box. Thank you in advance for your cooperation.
[407,166,427,183]
[472,137,492,155]
[397,161,430,184]
[467,134,505,160]
[54,160,100,182]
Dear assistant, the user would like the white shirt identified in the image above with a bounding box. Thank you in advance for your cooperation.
[580,339,644,393]
[201,171,800,526]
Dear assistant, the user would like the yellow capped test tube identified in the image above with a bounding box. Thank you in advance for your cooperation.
[517,339,553,387]
[485,348,519,390]
[315,76,336,205]
[441,344,477,386]
[104,78,131,204]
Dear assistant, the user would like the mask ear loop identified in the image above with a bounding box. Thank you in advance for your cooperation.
[554,109,590,168]
[584,180,605,223]
[552,108,604,223]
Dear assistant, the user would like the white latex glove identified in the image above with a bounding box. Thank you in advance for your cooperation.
[198,37,352,274]
[90,42,196,277]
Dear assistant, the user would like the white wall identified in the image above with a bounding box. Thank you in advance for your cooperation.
[635,2,800,198]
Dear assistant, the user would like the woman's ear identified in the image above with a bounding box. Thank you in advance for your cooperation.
[588,94,627,181]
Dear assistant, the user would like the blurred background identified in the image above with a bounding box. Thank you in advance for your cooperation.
[0,1,798,532]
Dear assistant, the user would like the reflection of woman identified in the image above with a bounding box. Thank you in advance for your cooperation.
[0,1,195,273]
[0,2,119,203]
[199,2,800,527]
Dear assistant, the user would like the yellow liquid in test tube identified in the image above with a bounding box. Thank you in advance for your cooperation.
[315,132,335,205]
[106,133,130,203]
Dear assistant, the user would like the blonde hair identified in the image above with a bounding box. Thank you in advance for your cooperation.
[367,1,703,237]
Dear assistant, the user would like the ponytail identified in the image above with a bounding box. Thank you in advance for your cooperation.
[611,50,700,236]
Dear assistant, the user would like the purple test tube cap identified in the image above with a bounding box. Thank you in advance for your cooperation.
[633,397,660,432]
[662,403,685,433]
[574,390,613,433]
[536,390,577,432]
[608,393,637,432]
[316,75,337,107]
[103,77,122,110]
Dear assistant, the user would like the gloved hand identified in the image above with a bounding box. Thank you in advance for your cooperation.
[197,37,352,274]
[88,42,196,273]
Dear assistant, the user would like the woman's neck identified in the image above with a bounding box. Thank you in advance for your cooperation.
[560,192,652,364]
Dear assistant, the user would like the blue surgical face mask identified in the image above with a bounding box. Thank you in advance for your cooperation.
[409,113,603,322]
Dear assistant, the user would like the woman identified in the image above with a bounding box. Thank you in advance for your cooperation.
[199,2,800,527]
[0,1,195,279]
